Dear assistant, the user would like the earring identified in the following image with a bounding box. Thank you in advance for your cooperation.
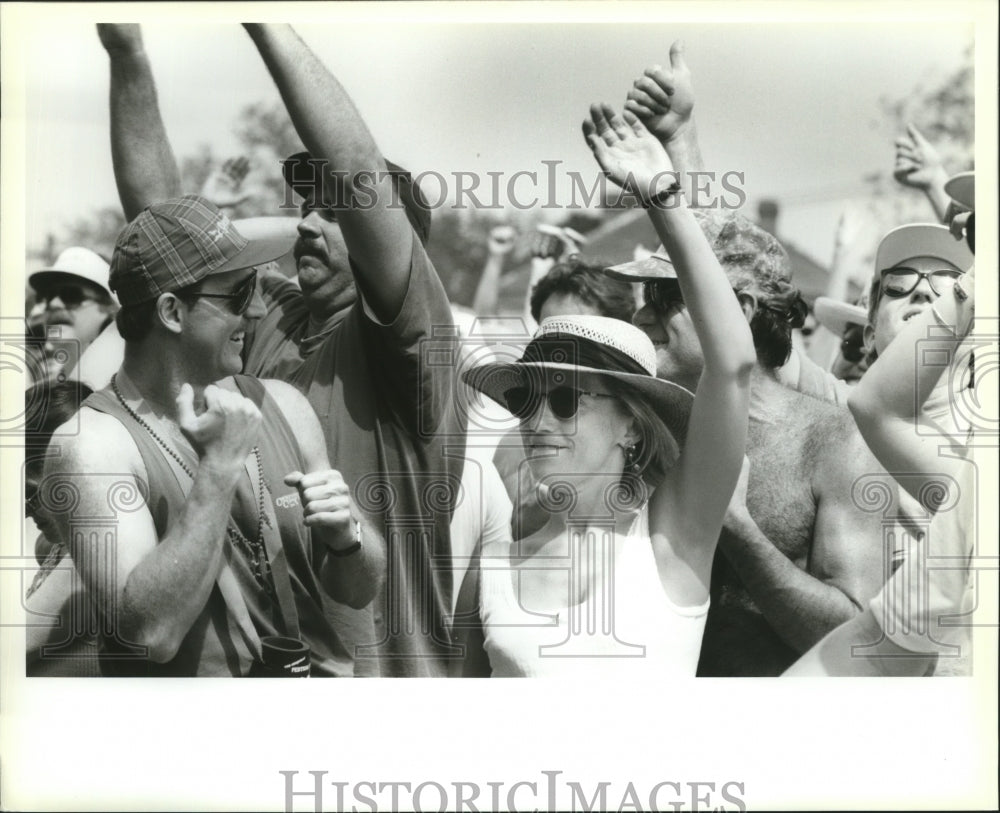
[623,443,641,474]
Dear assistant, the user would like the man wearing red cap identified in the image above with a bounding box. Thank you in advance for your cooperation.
[37,195,384,676]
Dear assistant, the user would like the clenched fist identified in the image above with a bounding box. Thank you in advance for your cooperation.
[176,383,262,470]
[283,469,359,552]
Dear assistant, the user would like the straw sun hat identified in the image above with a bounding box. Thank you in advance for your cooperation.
[461,314,693,452]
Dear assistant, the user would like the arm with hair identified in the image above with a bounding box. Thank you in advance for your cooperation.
[721,417,888,653]
[244,24,413,322]
[584,104,755,605]
[263,380,384,608]
[98,24,181,219]
[48,391,260,664]
[849,270,973,493]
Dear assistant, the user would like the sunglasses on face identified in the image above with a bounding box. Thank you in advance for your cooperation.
[840,324,866,363]
[643,280,684,312]
[879,267,962,298]
[38,285,99,309]
[189,270,258,315]
[503,385,613,421]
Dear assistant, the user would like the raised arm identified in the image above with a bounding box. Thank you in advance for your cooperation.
[893,124,952,223]
[46,385,261,663]
[849,266,974,491]
[624,41,705,197]
[471,225,516,317]
[98,24,181,219]
[263,379,384,608]
[244,24,414,321]
[583,104,755,602]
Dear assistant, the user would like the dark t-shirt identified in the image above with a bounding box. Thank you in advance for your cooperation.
[243,235,466,676]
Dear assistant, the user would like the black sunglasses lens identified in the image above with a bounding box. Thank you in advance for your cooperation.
[233,272,257,314]
[841,327,865,362]
[503,387,535,419]
[966,213,975,253]
[547,387,581,420]
[44,286,85,307]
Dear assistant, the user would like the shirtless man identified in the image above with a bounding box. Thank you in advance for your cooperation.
[617,43,888,674]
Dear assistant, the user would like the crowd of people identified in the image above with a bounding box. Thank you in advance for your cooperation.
[22,24,980,678]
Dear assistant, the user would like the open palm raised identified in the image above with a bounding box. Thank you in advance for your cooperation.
[582,103,675,199]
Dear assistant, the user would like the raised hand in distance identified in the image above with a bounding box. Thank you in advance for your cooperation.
[200,156,253,209]
[893,124,947,190]
[487,225,517,257]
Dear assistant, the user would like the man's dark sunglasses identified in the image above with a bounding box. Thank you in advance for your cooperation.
[643,279,684,312]
[504,385,612,421]
[189,270,258,315]
[879,267,962,298]
[37,285,100,309]
[840,323,866,363]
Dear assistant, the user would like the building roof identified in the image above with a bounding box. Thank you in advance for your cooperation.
[497,203,846,313]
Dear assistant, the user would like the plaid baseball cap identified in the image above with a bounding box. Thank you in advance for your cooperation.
[604,210,792,299]
[109,195,294,306]
[282,152,432,245]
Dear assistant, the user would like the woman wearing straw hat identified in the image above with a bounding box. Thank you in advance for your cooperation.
[462,105,756,676]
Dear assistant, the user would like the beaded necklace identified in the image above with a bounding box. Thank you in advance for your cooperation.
[111,374,275,595]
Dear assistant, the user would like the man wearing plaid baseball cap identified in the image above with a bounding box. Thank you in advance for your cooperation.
[615,46,889,676]
[35,185,386,677]
[99,23,469,677]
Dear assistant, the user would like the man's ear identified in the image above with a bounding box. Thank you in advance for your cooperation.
[156,293,187,335]
[735,291,757,323]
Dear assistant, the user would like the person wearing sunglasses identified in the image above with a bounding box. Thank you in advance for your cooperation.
[27,247,119,384]
[864,223,972,366]
[38,195,386,677]
[787,255,977,676]
[813,294,871,387]
[460,103,756,677]
[612,48,891,677]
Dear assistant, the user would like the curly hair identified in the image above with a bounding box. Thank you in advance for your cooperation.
[748,283,809,368]
[530,256,635,324]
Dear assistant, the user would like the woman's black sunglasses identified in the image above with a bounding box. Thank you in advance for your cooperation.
[840,323,866,363]
[503,385,612,421]
[189,269,258,315]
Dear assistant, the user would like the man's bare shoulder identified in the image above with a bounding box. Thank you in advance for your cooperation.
[45,406,142,477]
[789,390,885,487]
[757,385,871,469]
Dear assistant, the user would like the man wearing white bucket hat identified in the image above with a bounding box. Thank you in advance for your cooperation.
[28,247,119,382]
